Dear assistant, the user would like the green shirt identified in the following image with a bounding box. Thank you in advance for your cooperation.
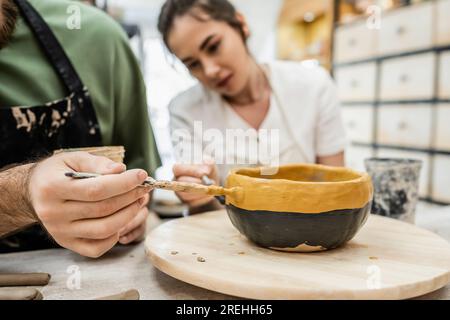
[0,0,161,175]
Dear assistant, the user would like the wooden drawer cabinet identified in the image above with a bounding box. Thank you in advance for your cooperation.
[335,63,376,102]
[439,52,450,99]
[341,106,374,144]
[334,22,377,63]
[378,2,433,55]
[435,0,450,46]
[380,53,435,101]
[333,2,450,204]
[435,104,450,151]
[432,155,450,203]
[376,148,430,198]
[377,105,432,148]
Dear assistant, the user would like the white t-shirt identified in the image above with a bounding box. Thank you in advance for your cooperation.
[169,60,347,183]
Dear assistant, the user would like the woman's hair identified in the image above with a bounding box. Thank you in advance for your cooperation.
[157,0,246,51]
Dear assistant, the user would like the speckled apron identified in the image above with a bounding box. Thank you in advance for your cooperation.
[0,0,102,252]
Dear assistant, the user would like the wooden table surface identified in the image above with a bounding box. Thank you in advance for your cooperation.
[1,202,450,300]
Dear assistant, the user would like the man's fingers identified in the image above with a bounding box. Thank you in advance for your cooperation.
[61,169,148,201]
[119,206,149,238]
[74,233,120,258]
[64,187,151,220]
[54,232,119,258]
[62,152,126,175]
[140,193,150,208]
[69,198,144,240]
[119,223,146,245]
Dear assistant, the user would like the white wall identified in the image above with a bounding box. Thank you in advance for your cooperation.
[109,0,282,58]
[229,0,282,60]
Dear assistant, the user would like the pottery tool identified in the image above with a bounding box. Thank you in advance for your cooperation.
[0,273,51,287]
[0,288,43,300]
[201,175,226,205]
[65,172,241,198]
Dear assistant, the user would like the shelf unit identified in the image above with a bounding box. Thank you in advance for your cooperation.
[332,0,450,204]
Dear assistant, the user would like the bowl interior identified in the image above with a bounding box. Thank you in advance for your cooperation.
[54,146,125,163]
[233,164,362,184]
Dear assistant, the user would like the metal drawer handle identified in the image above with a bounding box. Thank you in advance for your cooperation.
[399,74,409,83]
[396,26,406,35]
[398,122,408,130]
[348,38,357,47]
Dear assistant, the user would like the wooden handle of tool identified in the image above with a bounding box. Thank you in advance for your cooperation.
[0,273,51,287]
[148,180,230,196]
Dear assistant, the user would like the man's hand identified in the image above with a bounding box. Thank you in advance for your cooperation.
[28,152,152,258]
[118,193,150,244]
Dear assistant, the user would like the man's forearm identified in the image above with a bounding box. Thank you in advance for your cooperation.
[0,163,38,238]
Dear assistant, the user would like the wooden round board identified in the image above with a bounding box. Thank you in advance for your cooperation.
[145,210,450,299]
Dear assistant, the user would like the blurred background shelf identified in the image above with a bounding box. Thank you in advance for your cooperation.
[334,0,450,204]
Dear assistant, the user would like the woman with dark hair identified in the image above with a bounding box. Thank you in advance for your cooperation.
[158,0,346,212]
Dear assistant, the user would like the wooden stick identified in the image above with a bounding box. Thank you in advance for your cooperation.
[0,273,51,287]
[145,178,239,197]
[0,288,43,300]
[65,172,241,197]
[95,289,140,300]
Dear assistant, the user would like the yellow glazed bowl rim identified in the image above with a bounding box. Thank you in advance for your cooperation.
[225,163,373,214]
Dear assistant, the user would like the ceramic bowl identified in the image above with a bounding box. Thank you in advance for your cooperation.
[54,146,125,163]
[224,164,373,252]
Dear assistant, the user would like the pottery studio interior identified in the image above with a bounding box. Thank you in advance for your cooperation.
[1,0,450,302]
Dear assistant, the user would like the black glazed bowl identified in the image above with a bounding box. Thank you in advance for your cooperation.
[224,164,373,252]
